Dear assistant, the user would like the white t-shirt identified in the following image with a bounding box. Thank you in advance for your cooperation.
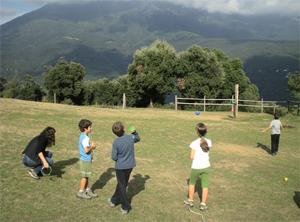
[189,138,212,169]
[270,119,282,135]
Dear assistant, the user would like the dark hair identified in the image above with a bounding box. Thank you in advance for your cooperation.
[79,119,92,132]
[112,121,125,137]
[196,123,207,137]
[40,127,56,147]
[274,113,279,119]
[195,123,209,152]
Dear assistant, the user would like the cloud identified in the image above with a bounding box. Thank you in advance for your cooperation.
[0,7,19,16]
[168,0,300,15]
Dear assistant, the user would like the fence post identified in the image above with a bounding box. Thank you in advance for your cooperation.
[234,84,239,118]
[261,98,263,113]
[122,93,126,109]
[231,95,234,113]
[273,106,276,114]
[175,95,177,111]
[204,96,206,112]
[53,92,56,104]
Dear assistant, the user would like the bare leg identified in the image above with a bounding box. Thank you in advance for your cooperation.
[188,185,195,200]
[79,177,87,191]
[201,188,208,204]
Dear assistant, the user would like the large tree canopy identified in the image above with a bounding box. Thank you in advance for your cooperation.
[128,40,178,107]
[176,46,224,98]
[287,71,300,100]
[44,59,85,104]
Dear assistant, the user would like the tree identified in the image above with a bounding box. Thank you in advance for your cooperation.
[2,79,18,98]
[0,77,8,97]
[15,75,44,101]
[44,59,86,104]
[287,72,300,100]
[128,40,177,107]
[176,46,224,98]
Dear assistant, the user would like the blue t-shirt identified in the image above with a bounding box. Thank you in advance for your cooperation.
[78,133,91,161]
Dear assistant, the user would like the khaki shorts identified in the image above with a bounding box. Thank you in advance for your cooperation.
[80,160,92,178]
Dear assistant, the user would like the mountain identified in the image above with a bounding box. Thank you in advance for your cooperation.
[0,1,299,100]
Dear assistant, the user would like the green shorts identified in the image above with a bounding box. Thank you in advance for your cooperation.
[189,168,210,188]
[80,160,92,178]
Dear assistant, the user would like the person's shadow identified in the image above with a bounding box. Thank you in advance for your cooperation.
[127,174,150,203]
[52,158,79,178]
[91,168,115,192]
[256,142,271,155]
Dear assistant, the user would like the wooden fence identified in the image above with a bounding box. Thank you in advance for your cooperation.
[175,95,280,116]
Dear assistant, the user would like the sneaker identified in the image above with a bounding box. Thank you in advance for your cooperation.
[184,199,194,207]
[76,191,92,199]
[107,198,116,207]
[28,169,40,180]
[199,203,208,211]
[120,208,129,215]
[86,189,98,198]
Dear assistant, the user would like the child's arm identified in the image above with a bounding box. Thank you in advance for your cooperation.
[131,131,140,143]
[84,143,96,154]
[111,142,118,161]
[190,149,195,160]
[38,152,49,168]
[262,123,272,132]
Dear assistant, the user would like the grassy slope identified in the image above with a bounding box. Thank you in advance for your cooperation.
[0,99,299,222]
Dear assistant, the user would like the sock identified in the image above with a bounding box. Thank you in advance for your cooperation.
[79,190,84,193]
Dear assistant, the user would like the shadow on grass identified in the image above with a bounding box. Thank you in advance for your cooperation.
[294,191,300,208]
[127,174,150,203]
[256,142,271,155]
[91,168,115,191]
[52,157,79,178]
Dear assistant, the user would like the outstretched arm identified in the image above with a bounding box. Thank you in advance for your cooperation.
[131,131,140,143]
[262,123,272,132]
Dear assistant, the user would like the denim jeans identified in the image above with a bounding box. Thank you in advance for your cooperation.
[22,151,54,174]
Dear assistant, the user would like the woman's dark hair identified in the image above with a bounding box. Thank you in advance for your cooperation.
[195,123,209,152]
[40,127,56,147]
[274,113,279,119]
[112,121,125,137]
[79,119,92,132]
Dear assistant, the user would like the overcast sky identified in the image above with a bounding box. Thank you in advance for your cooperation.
[1,0,300,24]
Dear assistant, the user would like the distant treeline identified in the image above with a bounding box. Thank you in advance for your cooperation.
[1,40,298,107]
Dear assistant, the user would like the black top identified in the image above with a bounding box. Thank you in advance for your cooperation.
[22,135,48,162]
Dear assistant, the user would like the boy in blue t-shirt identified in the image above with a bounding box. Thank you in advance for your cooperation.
[77,119,97,199]
[108,122,140,214]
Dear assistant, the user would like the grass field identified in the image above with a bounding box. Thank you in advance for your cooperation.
[0,98,299,222]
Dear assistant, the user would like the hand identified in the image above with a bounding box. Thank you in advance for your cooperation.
[43,161,49,169]
[91,143,96,149]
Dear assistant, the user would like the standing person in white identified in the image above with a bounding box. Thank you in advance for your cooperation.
[263,114,283,156]
[184,123,212,211]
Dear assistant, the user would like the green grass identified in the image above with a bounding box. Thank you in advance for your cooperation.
[1,98,299,222]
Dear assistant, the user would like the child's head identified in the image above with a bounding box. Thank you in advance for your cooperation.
[112,121,125,137]
[274,113,279,119]
[195,122,207,137]
[195,123,209,152]
[40,126,56,147]
[79,119,92,133]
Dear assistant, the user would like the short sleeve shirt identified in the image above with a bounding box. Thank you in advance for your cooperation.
[270,120,282,135]
[78,133,91,161]
[189,138,212,169]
